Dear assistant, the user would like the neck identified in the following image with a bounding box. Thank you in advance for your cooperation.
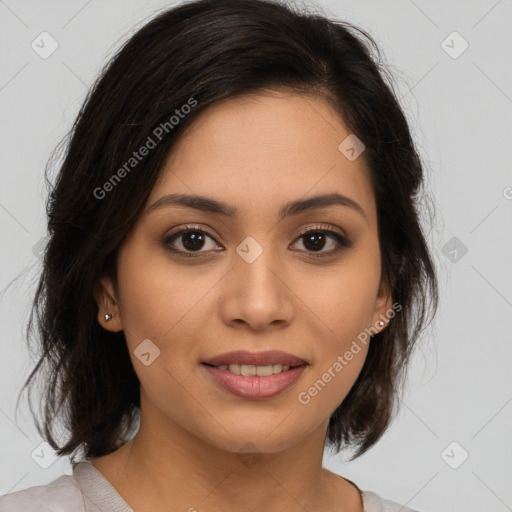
[91,401,362,512]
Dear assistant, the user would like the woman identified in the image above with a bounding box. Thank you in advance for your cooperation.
[0,0,438,510]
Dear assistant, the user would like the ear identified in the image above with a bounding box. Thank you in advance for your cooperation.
[93,275,123,332]
[370,275,394,335]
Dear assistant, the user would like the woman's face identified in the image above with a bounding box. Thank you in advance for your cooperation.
[97,90,392,454]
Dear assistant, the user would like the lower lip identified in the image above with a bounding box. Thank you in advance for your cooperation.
[201,364,307,400]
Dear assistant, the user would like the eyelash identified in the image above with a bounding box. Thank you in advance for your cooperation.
[162,223,352,259]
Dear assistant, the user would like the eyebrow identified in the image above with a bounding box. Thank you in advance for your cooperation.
[145,192,367,222]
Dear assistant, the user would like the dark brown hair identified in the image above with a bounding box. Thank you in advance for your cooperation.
[18,0,438,462]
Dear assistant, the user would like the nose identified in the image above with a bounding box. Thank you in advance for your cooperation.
[218,244,295,332]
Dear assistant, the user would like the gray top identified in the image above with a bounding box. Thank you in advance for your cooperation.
[0,461,417,511]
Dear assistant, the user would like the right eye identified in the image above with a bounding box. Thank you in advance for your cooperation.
[163,225,222,258]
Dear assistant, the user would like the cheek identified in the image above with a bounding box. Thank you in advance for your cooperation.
[295,257,381,346]
[292,250,380,400]
[115,242,220,360]
[289,285,378,412]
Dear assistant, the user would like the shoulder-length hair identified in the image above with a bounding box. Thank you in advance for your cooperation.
[20,0,438,461]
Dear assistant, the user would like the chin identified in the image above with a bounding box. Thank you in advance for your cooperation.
[198,424,307,457]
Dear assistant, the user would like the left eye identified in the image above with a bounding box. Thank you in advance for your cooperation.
[163,225,351,258]
[294,228,350,256]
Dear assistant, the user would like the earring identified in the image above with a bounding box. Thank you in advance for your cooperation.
[370,320,385,340]
[105,313,113,322]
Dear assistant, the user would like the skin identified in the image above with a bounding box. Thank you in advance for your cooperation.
[92,90,392,512]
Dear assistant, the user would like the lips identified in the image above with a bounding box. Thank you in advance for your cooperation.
[201,350,307,368]
[202,363,307,400]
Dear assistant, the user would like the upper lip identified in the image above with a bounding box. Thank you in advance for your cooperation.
[202,350,307,367]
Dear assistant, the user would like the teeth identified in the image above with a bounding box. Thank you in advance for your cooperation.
[216,364,291,375]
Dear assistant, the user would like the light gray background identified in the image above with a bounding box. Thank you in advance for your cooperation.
[1,1,511,511]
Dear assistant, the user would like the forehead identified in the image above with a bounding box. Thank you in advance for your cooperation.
[148,91,376,224]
